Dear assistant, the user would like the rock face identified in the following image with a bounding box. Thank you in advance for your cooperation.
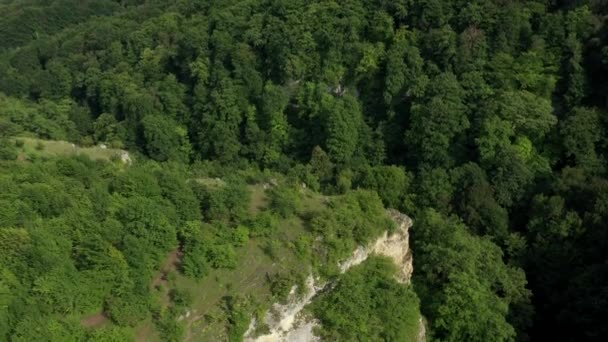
[417,317,427,342]
[244,275,322,342]
[339,209,413,284]
[244,209,416,342]
[120,151,132,164]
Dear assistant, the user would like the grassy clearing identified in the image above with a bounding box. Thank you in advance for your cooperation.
[178,239,274,341]
[176,185,325,341]
[248,184,268,214]
[133,183,330,341]
[193,177,226,188]
[13,137,128,162]
[178,217,310,341]
[135,318,162,342]
[299,187,328,214]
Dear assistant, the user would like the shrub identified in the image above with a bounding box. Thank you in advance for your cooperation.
[207,244,237,269]
[232,225,250,247]
[156,313,184,342]
[170,288,193,310]
[268,271,300,303]
[262,239,281,261]
[197,180,251,223]
[0,139,17,160]
[357,165,412,209]
[268,186,301,218]
[223,296,251,342]
[293,234,312,262]
[286,164,320,192]
[336,169,353,194]
[105,295,149,327]
[79,135,94,147]
[181,251,209,279]
[248,211,279,238]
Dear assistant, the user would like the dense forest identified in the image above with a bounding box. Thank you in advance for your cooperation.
[1,0,608,341]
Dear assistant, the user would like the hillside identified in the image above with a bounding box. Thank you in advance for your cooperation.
[0,152,422,341]
[244,209,418,342]
[2,0,608,341]
[11,137,131,163]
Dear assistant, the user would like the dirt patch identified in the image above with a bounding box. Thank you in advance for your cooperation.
[248,184,268,214]
[81,312,109,328]
[135,320,156,342]
[151,248,183,307]
[152,248,182,287]
[135,248,184,342]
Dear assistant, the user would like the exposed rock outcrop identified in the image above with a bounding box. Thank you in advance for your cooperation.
[339,209,413,284]
[244,209,417,342]
[244,275,321,342]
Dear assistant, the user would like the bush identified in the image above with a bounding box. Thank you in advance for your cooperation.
[223,296,252,342]
[207,244,238,269]
[262,239,281,261]
[181,251,209,279]
[336,169,353,194]
[293,234,312,262]
[197,180,251,223]
[268,186,301,218]
[248,211,279,238]
[286,164,320,192]
[14,139,24,148]
[35,141,45,150]
[79,135,95,147]
[86,326,135,341]
[268,271,299,303]
[156,313,184,342]
[0,139,17,160]
[105,295,149,327]
[357,165,411,209]
[232,225,250,247]
[169,289,192,308]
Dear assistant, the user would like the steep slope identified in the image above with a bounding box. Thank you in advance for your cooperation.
[245,210,422,342]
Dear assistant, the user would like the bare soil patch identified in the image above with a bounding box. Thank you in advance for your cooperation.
[81,312,109,328]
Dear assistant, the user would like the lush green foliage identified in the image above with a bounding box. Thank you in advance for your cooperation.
[2,0,608,340]
[223,295,253,342]
[312,257,420,342]
[412,209,531,341]
[0,156,253,340]
[268,185,301,218]
[0,158,166,338]
[308,190,394,276]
